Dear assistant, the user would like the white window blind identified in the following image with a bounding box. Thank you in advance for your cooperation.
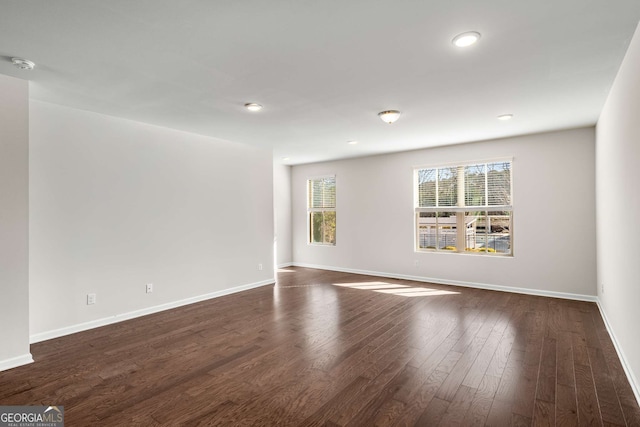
[487,161,511,206]
[438,167,458,207]
[415,160,513,255]
[308,177,336,209]
[464,164,486,207]
[417,168,437,207]
[417,161,511,210]
[308,176,336,245]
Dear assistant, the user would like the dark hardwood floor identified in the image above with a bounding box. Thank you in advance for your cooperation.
[1,267,639,426]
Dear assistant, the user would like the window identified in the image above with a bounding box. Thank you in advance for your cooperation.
[308,176,336,245]
[415,160,512,255]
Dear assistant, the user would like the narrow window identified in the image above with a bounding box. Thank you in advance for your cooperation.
[308,176,336,245]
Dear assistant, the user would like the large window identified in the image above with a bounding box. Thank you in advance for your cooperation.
[415,160,512,255]
[308,176,336,245]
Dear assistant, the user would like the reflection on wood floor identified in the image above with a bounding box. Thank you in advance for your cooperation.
[1,267,638,426]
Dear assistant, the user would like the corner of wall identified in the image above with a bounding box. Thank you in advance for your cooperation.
[0,73,31,371]
[0,354,34,372]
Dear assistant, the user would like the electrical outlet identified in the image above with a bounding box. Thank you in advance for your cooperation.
[258,263,263,271]
[87,293,96,305]
[146,283,153,293]
[601,283,604,294]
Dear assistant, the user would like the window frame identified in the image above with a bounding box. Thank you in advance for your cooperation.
[307,175,337,246]
[414,158,513,256]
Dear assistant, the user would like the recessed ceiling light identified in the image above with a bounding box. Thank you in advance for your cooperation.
[244,103,263,112]
[347,140,358,145]
[497,114,514,121]
[282,157,290,161]
[452,31,481,48]
[11,57,35,70]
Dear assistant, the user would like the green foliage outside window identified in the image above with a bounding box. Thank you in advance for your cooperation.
[308,177,336,245]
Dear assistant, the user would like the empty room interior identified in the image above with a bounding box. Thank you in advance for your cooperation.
[2,1,640,426]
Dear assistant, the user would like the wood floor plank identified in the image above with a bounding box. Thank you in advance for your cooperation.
[485,399,512,427]
[371,398,406,427]
[574,362,602,426]
[390,368,449,426]
[461,316,509,389]
[512,413,533,426]
[533,399,555,427]
[535,335,557,407]
[0,267,638,426]
[415,396,450,426]
[460,373,500,426]
[435,334,489,402]
[493,347,524,406]
[341,361,417,426]
[300,376,371,426]
[328,349,414,425]
[587,346,626,426]
[556,383,579,427]
[556,331,579,427]
[437,384,477,425]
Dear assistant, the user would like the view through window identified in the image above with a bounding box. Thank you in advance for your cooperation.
[308,176,336,245]
[415,161,512,255]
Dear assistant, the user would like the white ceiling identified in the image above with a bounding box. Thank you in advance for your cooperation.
[1,1,639,165]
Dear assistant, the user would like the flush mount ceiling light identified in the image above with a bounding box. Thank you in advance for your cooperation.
[11,57,35,70]
[244,103,263,112]
[282,157,290,161]
[378,110,401,124]
[497,114,514,121]
[452,31,481,47]
[347,140,358,145]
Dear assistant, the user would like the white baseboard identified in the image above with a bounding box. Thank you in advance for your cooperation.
[0,353,34,372]
[277,262,294,268]
[30,278,275,344]
[291,262,597,302]
[596,301,640,406]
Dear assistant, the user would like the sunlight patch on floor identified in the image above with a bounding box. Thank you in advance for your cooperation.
[332,281,459,297]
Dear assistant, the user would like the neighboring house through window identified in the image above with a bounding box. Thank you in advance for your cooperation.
[415,160,512,255]
[308,176,336,245]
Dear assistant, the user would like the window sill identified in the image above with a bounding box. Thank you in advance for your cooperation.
[415,249,513,257]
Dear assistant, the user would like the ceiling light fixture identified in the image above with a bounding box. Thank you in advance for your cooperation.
[347,140,358,145]
[11,57,35,70]
[497,114,514,121]
[452,31,481,47]
[282,157,290,161]
[244,103,263,112]
[378,110,401,124]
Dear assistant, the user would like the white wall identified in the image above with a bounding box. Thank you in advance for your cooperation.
[596,23,640,400]
[0,74,32,370]
[292,127,596,298]
[273,163,292,267]
[29,101,274,338]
